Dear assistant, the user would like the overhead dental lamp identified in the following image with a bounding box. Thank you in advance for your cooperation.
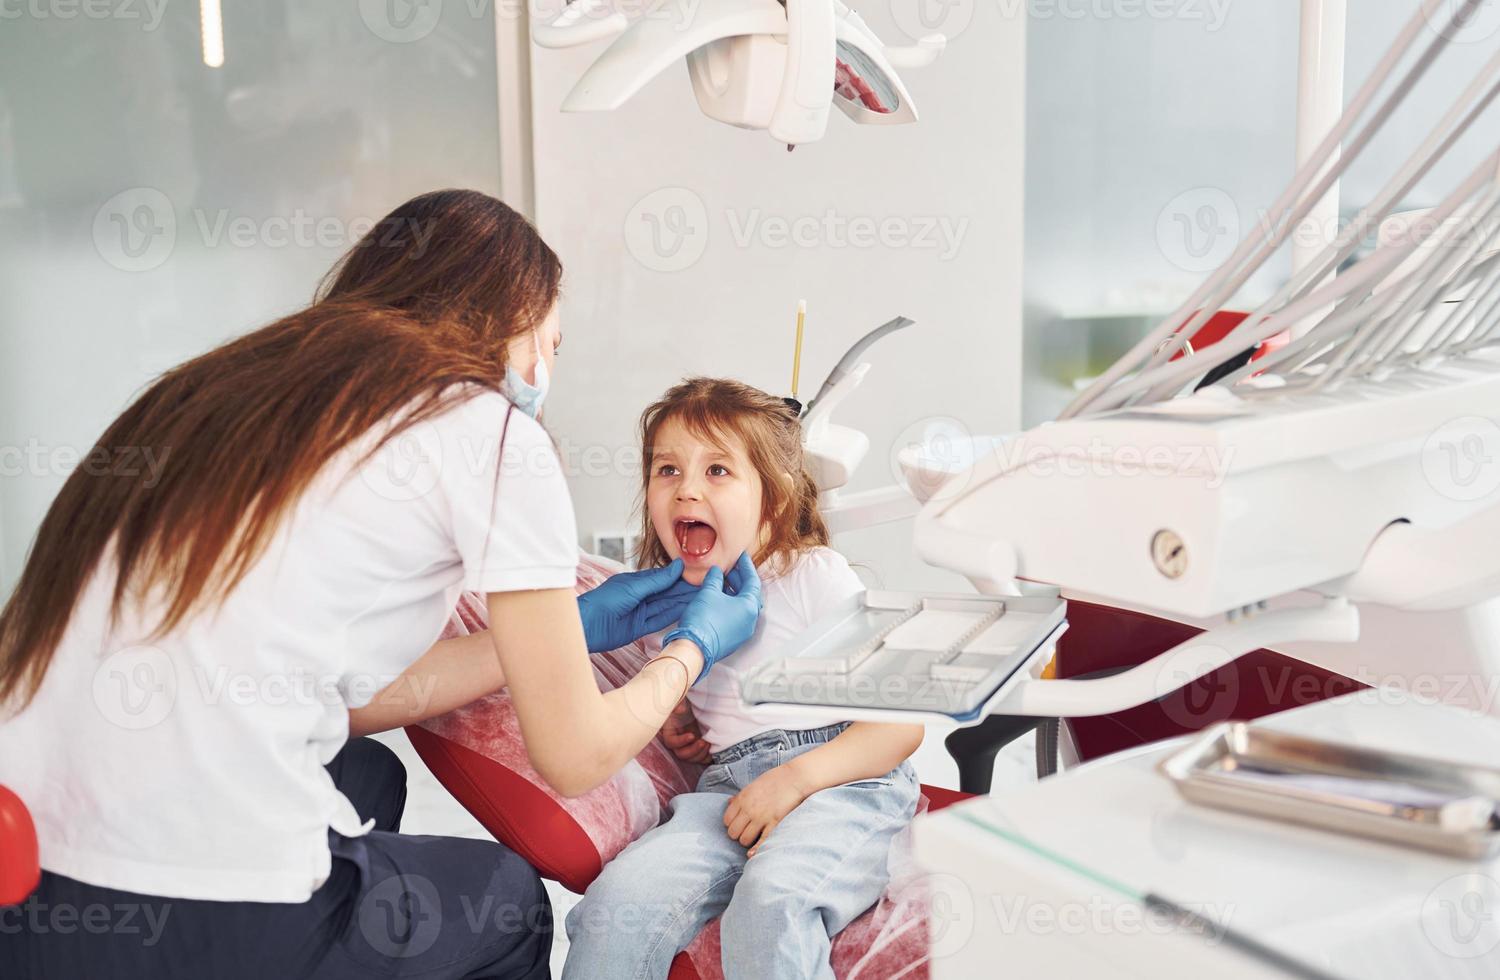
[531,0,946,145]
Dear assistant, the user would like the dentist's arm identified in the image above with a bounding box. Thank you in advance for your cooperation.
[348,631,504,738]
[350,561,696,738]
[494,556,761,798]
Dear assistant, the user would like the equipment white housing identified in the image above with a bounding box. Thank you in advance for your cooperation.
[531,0,945,144]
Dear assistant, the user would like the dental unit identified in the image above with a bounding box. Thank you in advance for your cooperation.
[749,0,1500,728]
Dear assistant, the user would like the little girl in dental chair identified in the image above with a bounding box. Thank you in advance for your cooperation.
[562,378,923,980]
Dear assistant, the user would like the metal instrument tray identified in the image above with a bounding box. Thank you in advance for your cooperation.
[740,590,1066,723]
[1160,721,1500,859]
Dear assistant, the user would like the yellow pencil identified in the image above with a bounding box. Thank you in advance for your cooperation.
[791,299,806,399]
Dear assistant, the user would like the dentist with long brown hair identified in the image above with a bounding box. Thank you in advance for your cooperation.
[0,189,762,979]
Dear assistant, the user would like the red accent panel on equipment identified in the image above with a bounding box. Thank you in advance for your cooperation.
[405,726,603,894]
[0,784,40,906]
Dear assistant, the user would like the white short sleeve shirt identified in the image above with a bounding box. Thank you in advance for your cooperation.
[0,387,577,902]
[685,547,866,752]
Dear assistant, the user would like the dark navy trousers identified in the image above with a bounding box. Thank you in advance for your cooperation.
[0,738,552,979]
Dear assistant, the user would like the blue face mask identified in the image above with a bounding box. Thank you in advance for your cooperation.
[502,330,550,419]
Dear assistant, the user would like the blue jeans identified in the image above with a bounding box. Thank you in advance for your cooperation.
[562,724,919,980]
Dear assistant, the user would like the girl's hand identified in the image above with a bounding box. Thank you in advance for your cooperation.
[660,699,711,764]
[724,765,812,856]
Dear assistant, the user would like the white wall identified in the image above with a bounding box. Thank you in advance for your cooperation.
[528,6,1029,593]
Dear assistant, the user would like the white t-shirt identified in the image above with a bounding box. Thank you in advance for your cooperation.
[0,387,577,902]
[686,546,865,752]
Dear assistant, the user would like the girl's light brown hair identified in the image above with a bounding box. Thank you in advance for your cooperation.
[0,189,561,710]
[635,378,828,574]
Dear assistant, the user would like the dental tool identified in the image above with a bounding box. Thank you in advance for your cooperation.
[784,299,808,417]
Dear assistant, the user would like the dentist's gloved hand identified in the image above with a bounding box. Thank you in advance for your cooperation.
[577,558,698,653]
[663,552,764,682]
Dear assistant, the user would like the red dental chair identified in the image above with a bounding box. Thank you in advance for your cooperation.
[0,783,40,907]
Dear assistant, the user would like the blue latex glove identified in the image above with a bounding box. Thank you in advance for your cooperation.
[662,552,764,682]
[577,558,698,654]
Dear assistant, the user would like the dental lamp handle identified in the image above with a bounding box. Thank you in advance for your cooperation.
[769,0,835,144]
[883,34,947,69]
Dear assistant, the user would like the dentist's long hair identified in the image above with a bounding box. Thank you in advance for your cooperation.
[0,189,561,710]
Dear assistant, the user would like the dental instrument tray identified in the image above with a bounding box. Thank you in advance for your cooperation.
[740,590,1066,725]
[1160,722,1500,859]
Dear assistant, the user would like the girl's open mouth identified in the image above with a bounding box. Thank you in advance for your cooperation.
[673,519,718,560]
